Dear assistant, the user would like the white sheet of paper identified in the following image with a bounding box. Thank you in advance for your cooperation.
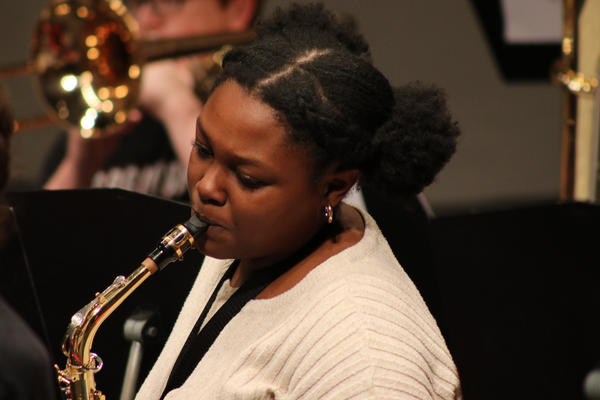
[501,0,562,44]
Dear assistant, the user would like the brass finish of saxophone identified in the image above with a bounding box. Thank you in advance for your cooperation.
[55,216,208,400]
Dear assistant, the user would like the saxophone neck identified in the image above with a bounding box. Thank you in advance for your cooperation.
[57,261,155,400]
[63,261,156,362]
[55,215,208,400]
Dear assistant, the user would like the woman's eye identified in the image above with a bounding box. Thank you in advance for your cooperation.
[193,140,213,158]
[236,173,266,190]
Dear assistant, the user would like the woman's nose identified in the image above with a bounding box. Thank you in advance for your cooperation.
[195,164,226,206]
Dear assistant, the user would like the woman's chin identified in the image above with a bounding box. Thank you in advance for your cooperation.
[195,239,237,261]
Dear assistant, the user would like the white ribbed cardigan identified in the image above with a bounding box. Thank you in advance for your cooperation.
[136,207,461,400]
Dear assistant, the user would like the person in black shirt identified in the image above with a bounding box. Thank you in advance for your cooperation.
[44,0,263,202]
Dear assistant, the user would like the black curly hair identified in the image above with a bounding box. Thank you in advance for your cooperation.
[213,2,460,200]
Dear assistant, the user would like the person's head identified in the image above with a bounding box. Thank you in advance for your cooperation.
[188,3,460,264]
[127,0,261,39]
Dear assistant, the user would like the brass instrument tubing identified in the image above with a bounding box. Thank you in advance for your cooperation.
[75,259,158,360]
[142,30,256,62]
[13,116,55,133]
[0,64,32,79]
[560,0,581,201]
[61,259,157,400]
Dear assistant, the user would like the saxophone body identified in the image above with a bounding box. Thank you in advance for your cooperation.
[55,216,208,400]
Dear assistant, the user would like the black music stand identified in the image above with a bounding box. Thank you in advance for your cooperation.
[0,189,204,399]
[432,202,600,400]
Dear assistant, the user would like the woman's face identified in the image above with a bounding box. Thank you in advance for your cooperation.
[131,0,242,40]
[188,81,328,267]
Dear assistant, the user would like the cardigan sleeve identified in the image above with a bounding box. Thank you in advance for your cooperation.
[281,276,459,400]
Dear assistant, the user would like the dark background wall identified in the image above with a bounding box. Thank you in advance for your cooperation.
[0,0,563,214]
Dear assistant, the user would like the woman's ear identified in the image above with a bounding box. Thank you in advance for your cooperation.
[223,0,258,31]
[324,167,360,207]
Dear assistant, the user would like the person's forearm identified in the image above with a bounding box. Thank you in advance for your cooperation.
[160,93,202,172]
[44,158,96,189]
[44,128,121,190]
[138,59,203,172]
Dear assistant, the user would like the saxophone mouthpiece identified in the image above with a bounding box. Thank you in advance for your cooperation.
[183,214,209,239]
[147,215,209,271]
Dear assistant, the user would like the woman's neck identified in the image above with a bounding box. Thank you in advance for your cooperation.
[231,204,365,297]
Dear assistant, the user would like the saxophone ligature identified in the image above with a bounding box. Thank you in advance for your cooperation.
[55,216,208,400]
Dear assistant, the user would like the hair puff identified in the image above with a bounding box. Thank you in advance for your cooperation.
[361,82,460,199]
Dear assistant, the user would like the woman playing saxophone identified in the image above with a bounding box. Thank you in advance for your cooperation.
[136,3,462,399]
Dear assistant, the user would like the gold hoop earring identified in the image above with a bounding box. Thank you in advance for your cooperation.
[325,204,333,224]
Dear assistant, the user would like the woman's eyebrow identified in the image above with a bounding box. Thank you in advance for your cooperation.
[195,116,270,169]
[196,117,210,143]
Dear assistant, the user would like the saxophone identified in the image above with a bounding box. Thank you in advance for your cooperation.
[55,216,208,400]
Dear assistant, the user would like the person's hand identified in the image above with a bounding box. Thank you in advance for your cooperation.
[44,126,124,189]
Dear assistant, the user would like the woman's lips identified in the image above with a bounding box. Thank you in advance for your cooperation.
[193,212,222,228]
